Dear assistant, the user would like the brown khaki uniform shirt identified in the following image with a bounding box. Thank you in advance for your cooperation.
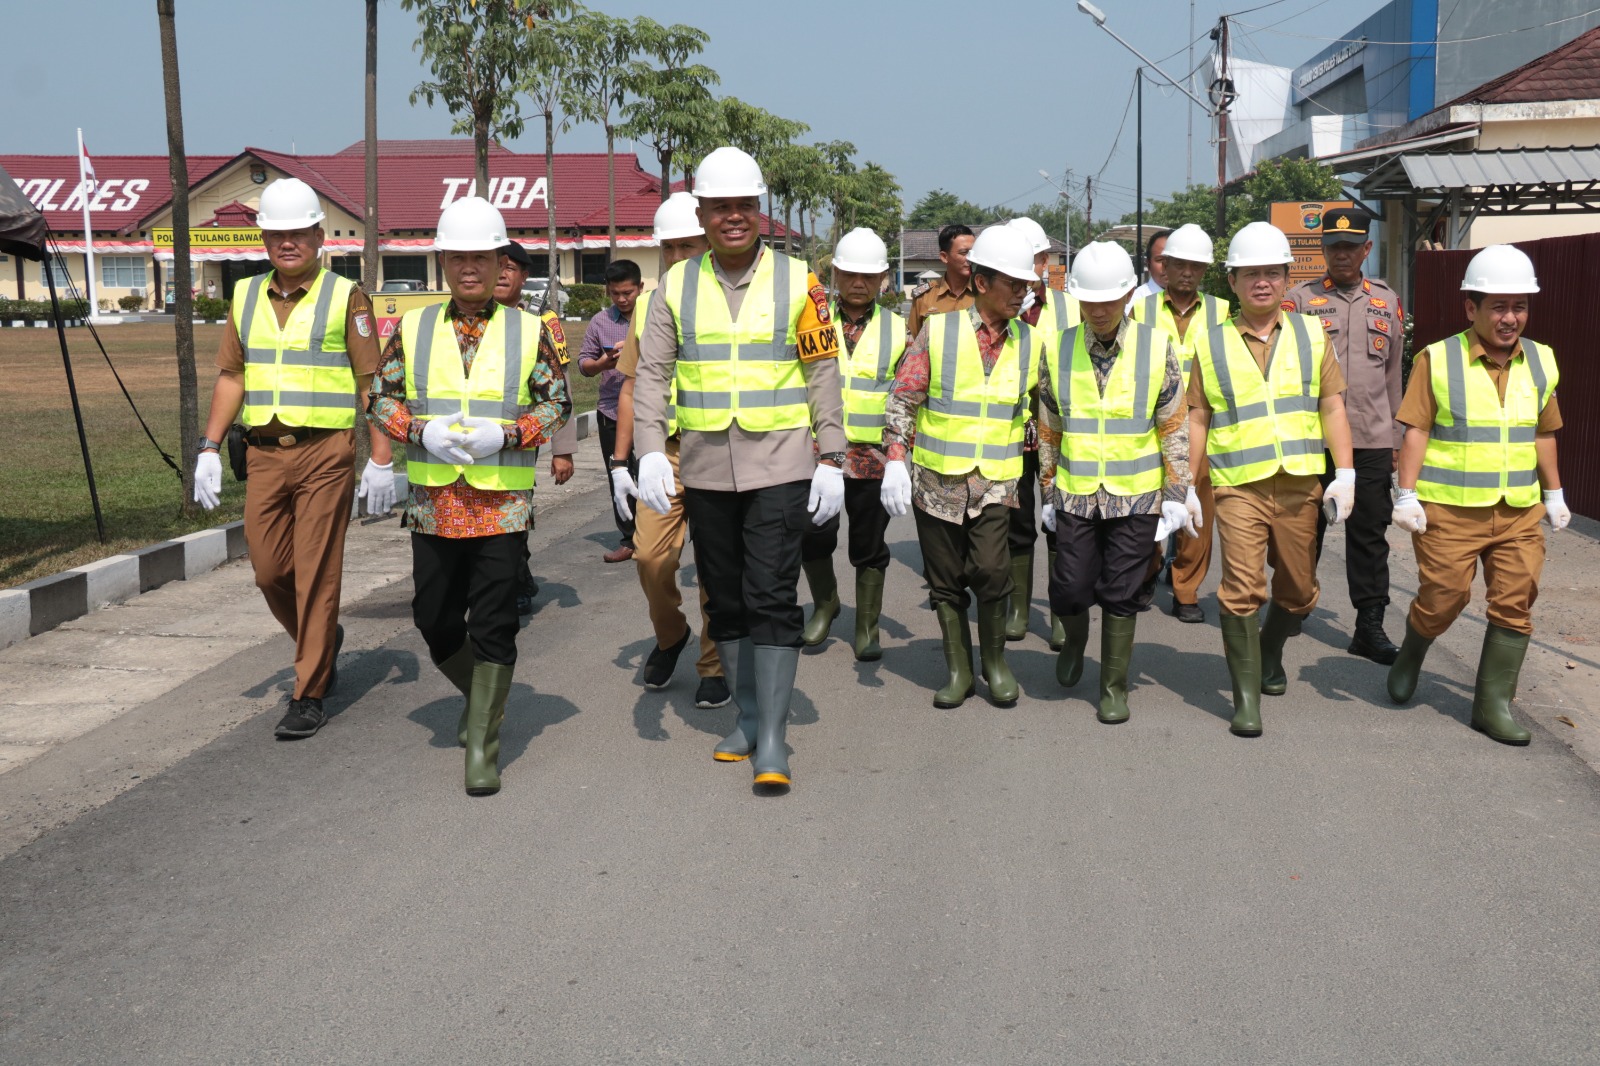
[1284,274,1403,450]
[215,270,381,437]
[634,246,846,492]
[1395,336,1562,434]
[906,276,975,341]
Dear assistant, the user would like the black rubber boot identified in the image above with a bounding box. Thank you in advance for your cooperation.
[853,569,885,662]
[976,600,1019,706]
[1055,612,1091,688]
[433,641,475,747]
[1220,612,1263,737]
[800,559,840,647]
[1386,620,1433,704]
[712,639,759,762]
[752,644,800,786]
[1005,553,1032,641]
[1258,602,1303,697]
[1348,604,1400,665]
[1098,613,1137,724]
[1470,625,1532,746]
[1047,549,1067,651]
[933,603,975,708]
[463,661,513,795]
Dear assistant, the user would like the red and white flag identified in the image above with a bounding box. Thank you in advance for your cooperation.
[79,135,95,191]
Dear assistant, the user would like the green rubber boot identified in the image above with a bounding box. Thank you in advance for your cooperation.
[1046,549,1067,651]
[933,604,975,709]
[976,599,1019,706]
[1470,625,1532,746]
[1258,601,1303,696]
[1005,553,1032,641]
[853,568,885,662]
[1098,613,1137,724]
[800,559,840,647]
[1220,612,1263,737]
[1055,612,1091,688]
[1386,620,1433,704]
[712,638,759,762]
[433,641,475,747]
[463,661,514,795]
[751,645,800,786]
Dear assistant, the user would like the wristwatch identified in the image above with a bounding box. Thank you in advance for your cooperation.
[819,451,847,465]
[198,436,222,453]
[607,456,631,470]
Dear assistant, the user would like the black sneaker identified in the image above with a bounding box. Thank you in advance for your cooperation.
[694,675,732,709]
[274,697,327,739]
[642,630,691,689]
[1172,601,1205,624]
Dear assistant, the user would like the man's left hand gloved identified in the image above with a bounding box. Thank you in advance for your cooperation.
[808,463,844,525]
[1544,488,1572,532]
[358,459,396,515]
[1155,500,1188,541]
[456,415,507,460]
[1323,467,1356,524]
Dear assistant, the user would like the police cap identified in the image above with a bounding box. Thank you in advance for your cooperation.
[1321,208,1371,244]
[498,241,534,269]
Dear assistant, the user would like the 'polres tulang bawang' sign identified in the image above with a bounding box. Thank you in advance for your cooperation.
[152,228,264,247]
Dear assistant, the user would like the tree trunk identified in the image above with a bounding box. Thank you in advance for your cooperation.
[784,200,793,255]
[158,0,198,516]
[605,123,617,256]
[475,109,490,199]
[660,150,671,202]
[544,109,558,293]
[766,189,774,247]
[357,0,378,479]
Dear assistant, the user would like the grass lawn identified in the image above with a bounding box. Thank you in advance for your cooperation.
[1,318,597,589]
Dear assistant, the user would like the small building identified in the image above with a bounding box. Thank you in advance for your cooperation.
[899,222,1070,294]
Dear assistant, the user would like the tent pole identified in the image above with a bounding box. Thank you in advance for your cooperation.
[47,265,106,544]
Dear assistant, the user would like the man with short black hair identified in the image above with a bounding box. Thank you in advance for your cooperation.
[908,223,976,339]
[580,258,644,561]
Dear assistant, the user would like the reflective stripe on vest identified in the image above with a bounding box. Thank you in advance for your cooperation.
[1416,332,1555,508]
[665,247,810,433]
[836,303,907,445]
[913,311,1034,480]
[234,268,357,429]
[1046,287,1081,331]
[401,303,539,491]
[1052,320,1165,495]
[636,290,676,436]
[1197,313,1326,486]
[1131,291,1228,375]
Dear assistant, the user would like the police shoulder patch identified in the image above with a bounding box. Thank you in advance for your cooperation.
[1280,300,1297,311]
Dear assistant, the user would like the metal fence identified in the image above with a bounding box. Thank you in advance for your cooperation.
[1412,232,1600,519]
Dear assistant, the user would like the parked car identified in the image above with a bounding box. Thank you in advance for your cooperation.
[378,279,428,293]
[521,277,567,314]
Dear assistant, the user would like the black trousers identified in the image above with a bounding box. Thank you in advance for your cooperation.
[800,477,893,571]
[915,503,1013,611]
[1050,511,1162,617]
[1315,447,1393,610]
[684,480,809,646]
[411,531,523,667]
[597,412,637,548]
[1008,449,1046,556]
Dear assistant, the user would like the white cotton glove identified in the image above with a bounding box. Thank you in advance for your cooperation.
[357,459,396,515]
[422,411,474,466]
[1544,488,1572,532]
[1323,467,1357,525]
[809,463,845,525]
[1392,487,1427,534]
[610,466,638,522]
[1183,485,1203,537]
[1156,500,1188,542]
[456,415,506,461]
[636,451,675,516]
[193,450,222,510]
[881,459,913,517]
[1041,501,1056,533]
[1020,288,1037,316]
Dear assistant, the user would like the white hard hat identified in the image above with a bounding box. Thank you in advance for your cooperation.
[1225,221,1294,268]
[1067,241,1138,302]
[1460,244,1540,294]
[967,225,1038,283]
[435,196,509,252]
[653,191,704,241]
[692,146,766,199]
[1162,223,1214,265]
[255,177,325,230]
[1006,216,1051,256]
[832,227,890,273]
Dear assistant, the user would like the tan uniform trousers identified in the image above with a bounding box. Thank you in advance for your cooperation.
[1171,456,1215,605]
[243,428,355,700]
[632,438,720,677]
[1214,471,1323,617]
[1407,501,1545,639]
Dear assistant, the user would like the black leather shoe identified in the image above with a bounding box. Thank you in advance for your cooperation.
[695,675,732,709]
[516,591,534,616]
[643,630,691,689]
[275,697,327,739]
[1172,600,1205,624]
[1348,605,1400,665]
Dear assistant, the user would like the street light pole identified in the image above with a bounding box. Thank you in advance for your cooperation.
[1038,167,1074,266]
[1136,67,1144,279]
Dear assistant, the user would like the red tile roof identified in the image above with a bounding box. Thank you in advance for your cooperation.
[1,153,232,234]
[1445,24,1600,106]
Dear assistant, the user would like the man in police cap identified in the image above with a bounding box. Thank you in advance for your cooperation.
[1284,207,1404,663]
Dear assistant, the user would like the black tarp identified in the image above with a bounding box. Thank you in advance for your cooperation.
[0,162,47,260]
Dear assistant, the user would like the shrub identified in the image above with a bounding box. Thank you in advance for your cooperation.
[0,297,89,322]
[118,294,146,312]
[564,282,604,319]
[193,296,229,320]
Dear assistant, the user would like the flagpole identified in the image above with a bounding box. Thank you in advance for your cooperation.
[77,127,97,317]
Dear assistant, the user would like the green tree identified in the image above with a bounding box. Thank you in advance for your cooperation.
[562,9,638,254]
[906,188,1004,230]
[713,98,808,232]
[765,141,827,255]
[617,19,719,202]
[518,6,580,289]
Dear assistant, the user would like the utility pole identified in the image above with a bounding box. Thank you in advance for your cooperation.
[1063,168,1074,264]
[1212,16,1234,237]
[1186,0,1196,185]
[1135,68,1144,278]
[1085,176,1094,238]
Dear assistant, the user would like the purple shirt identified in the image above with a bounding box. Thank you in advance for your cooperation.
[579,304,632,419]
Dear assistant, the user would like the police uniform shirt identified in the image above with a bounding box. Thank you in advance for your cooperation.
[906,276,976,341]
[1283,274,1403,451]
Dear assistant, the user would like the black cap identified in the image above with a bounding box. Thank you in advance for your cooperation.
[498,241,533,268]
[1321,208,1371,244]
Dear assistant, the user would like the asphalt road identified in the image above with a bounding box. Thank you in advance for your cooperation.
[3,473,1600,1065]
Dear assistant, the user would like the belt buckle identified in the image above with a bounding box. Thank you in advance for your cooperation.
[278,433,297,447]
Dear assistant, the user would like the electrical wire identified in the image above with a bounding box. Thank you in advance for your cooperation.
[1094,74,1142,187]
[1234,5,1600,45]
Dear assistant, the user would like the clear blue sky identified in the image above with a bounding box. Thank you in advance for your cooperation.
[5,0,1387,223]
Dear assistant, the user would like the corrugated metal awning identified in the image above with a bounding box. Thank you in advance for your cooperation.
[1400,147,1600,190]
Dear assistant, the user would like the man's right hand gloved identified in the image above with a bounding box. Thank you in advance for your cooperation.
[610,466,639,522]
[636,451,675,516]
[456,415,507,461]
[193,451,222,510]
[880,459,913,517]
[1392,487,1427,534]
[1183,485,1203,537]
[422,412,474,466]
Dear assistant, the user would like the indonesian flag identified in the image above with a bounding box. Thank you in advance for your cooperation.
[79,137,95,188]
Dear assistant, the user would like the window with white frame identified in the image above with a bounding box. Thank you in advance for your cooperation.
[39,255,73,286]
[100,256,147,289]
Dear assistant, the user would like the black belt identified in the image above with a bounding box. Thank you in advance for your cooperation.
[244,426,334,448]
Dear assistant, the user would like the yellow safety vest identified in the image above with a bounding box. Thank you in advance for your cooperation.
[634,290,677,438]
[835,302,907,445]
[914,311,1035,481]
[401,302,540,491]
[1417,332,1555,509]
[1194,313,1327,487]
[1051,321,1166,496]
[233,268,357,429]
[1037,287,1081,334]
[662,247,810,434]
[1130,291,1229,376]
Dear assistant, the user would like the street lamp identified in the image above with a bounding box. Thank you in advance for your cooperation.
[1038,169,1073,264]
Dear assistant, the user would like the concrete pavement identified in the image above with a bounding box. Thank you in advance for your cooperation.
[2,452,1599,1064]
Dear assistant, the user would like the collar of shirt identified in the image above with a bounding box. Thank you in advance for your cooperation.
[1086,316,1129,361]
[936,276,970,301]
[1467,333,1525,368]
[1233,314,1282,344]
[446,298,497,323]
[1163,292,1201,318]
[966,304,1011,347]
[604,304,628,325]
[835,303,875,329]
[267,269,317,299]
[709,242,764,289]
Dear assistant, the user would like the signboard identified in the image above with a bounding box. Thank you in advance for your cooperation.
[373,290,450,341]
[1269,201,1354,284]
[152,227,264,248]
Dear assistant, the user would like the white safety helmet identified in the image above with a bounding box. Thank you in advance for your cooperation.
[692,146,766,199]
[1460,244,1540,294]
[1006,216,1052,256]
[435,196,509,252]
[1067,242,1138,302]
[832,227,890,274]
[1162,223,1215,265]
[1225,221,1294,268]
[653,191,704,241]
[255,177,325,230]
[966,225,1039,283]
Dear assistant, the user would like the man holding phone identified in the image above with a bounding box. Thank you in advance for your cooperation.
[580,259,643,561]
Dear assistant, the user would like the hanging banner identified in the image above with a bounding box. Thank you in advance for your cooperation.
[152,227,264,248]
